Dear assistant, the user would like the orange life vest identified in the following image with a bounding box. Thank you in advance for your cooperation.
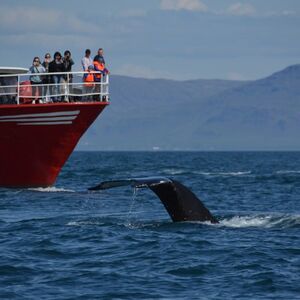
[84,72,95,87]
[93,61,105,80]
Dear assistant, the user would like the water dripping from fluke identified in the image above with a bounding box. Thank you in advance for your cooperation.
[89,176,219,224]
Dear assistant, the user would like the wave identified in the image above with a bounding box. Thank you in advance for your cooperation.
[162,169,300,178]
[276,170,300,175]
[66,212,300,230]
[66,210,152,227]
[162,169,252,177]
[218,214,300,229]
[196,171,252,177]
[162,168,189,175]
[28,187,75,193]
[66,220,105,226]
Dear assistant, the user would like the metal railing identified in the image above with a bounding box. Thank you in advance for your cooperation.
[0,71,109,105]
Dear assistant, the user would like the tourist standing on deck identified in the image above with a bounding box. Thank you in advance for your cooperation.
[42,53,51,73]
[63,50,74,101]
[93,48,109,101]
[29,57,46,102]
[63,50,74,83]
[42,53,52,101]
[81,49,93,71]
[93,59,106,101]
[83,65,96,101]
[49,52,66,102]
[93,48,106,65]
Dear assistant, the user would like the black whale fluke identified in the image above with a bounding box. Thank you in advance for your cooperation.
[89,177,219,223]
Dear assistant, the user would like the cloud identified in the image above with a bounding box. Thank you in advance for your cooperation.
[0,6,98,34]
[160,0,208,12]
[227,3,256,16]
[0,33,94,49]
[265,10,297,17]
[282,10,296,16]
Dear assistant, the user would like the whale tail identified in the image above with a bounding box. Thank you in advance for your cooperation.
[89,177,218,223]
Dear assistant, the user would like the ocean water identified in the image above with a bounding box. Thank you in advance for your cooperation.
[0,151,300,299]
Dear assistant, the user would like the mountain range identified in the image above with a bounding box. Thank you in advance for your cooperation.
[78,64,300,151]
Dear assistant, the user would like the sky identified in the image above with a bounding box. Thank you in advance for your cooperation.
[0,0,299,81]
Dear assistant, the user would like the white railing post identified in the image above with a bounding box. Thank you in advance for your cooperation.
[16,75,20,105]
[106,74,109,101]
[101,73,103,99]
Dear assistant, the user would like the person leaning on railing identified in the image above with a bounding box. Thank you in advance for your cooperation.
[93,60,109,101]
[29,57,46,103]
[93,48,109,101]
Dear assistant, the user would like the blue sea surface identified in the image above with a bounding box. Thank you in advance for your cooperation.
[0,151,300,299]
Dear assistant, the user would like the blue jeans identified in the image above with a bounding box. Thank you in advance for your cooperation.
[52,75,62,101]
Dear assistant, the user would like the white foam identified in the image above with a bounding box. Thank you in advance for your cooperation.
[220,215,271,228]
[66,220,103,226]
[219,214,300,228]
[29,187,75,193]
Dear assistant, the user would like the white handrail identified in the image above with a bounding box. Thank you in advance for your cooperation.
[0,71,109,104]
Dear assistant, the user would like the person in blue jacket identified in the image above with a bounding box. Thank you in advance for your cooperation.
[29,56,46,102]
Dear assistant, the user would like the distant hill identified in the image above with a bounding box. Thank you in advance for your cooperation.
[78,64,300,151]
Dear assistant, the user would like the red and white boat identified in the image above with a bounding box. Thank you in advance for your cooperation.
[0,67,109,187]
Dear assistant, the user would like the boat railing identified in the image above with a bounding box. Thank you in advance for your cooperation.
[0,71,109,105]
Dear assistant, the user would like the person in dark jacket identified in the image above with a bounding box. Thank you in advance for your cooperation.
[93,48,109,101]
[63,50,74,82]
[93,48,105,65]
[49,51,66,102]
[62,50,74,101]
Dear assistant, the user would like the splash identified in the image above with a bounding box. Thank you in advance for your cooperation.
[29,187,75,193]
[125,187,139,225]
[219,214,300,229]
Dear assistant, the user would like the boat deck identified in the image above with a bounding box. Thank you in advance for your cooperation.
[0,69,109,105]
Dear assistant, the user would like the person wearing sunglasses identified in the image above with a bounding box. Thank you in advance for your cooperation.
[42,53,52,101]
[29,56,46,103]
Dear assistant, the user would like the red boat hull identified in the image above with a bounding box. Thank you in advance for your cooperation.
[0,102,108,187]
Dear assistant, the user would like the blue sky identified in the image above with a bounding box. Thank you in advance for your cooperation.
[0,0,299,80]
